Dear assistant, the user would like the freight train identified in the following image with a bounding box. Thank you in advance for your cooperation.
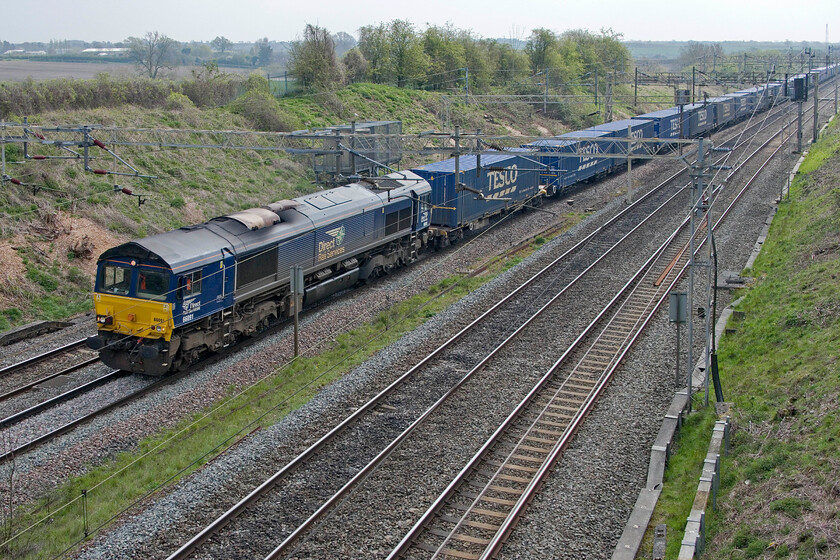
[87,64,838,374]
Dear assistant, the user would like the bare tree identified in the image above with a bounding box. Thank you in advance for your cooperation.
[126,31,177,78]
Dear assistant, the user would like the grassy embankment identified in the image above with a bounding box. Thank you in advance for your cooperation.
[643,116,840,559]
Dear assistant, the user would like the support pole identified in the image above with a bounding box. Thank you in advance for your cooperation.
[334,129,342,182]
[797,101,804,153]
[626,125,633,204]
[464,67,469,104]
[676,322,681,388]
[543,68,548,115]
[291,265,303,358]
[692,66,696,104]
[634,67,638,108]
[1,122,5,180]
[294,295,300,358]
[350,121,356,176]
[82,489,89,538]
[454,126,461,226]
[687,138,707,412]
[813,72,820,144]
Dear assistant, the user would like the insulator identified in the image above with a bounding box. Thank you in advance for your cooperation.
[121,187,133,195]
[93,139,107,150]
[34,133,46,140]
[10,178,22,185]
[93,169,108,175]
[32,155,47,160]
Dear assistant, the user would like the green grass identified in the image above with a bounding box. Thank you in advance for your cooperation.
[643,400,715,558]
[641,117,840,558]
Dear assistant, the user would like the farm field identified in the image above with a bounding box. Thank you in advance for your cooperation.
[0,60,253,81]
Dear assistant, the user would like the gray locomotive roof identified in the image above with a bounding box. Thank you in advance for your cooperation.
[98,170,429,273]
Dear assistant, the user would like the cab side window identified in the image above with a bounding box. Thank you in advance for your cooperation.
[100,265,131,295]
[136,270,169,299]
[179,270,202,299]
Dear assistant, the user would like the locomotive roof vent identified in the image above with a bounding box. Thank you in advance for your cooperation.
[224,207,282,231]
[263,199,300,213]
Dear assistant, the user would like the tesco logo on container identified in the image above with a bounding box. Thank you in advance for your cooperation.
[488,165,518,191]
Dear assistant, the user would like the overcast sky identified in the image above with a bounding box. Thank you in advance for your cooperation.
[2,0,837,44]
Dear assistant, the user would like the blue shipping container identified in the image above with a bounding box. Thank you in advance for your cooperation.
[587,118,656,155]
[522,129,614,194]
[706,96,735,128]
[637,108,686,141]
[413,154,540,229]
[680,103,715,137]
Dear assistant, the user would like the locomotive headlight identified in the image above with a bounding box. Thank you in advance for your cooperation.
[96,315,114,325]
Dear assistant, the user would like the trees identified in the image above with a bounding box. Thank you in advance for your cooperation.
[288,24,343,90]
[342,48,369,84]
[332,32,357,57]
[252,38,274,67]
[126,31,177,79]
[358,20,427,86]
[211,36,233,54]
[387,20,427,87]
[358,23,393,83]
[678,42,724,71]
[525,29,559,74]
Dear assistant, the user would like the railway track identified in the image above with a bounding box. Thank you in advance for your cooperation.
[0,338,100,400]
[163,152,698,560]
[160,103,799,558]
[387,113,804,558]
[387,95,826,560]
[0,369,192,464]
[161,89,814,560]
[389,212,700,560]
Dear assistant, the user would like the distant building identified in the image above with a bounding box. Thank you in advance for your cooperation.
[81,48,129,56]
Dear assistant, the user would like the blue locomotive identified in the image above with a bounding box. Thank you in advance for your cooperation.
[88,171,434,374]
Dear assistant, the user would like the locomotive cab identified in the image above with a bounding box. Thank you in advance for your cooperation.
[93,260,176,337]
[87,258,178,375]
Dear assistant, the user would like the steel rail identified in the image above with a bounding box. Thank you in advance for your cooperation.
[0,369,191,464]
[0,356,101,403]
[0,370,127,430]
[259,165,694,560]
[481,125,796,560]
[0,338,88,378]
[387,212,689,560]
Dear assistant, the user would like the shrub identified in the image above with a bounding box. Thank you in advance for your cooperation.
[165,92,195,111]
[228,91,301,132]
